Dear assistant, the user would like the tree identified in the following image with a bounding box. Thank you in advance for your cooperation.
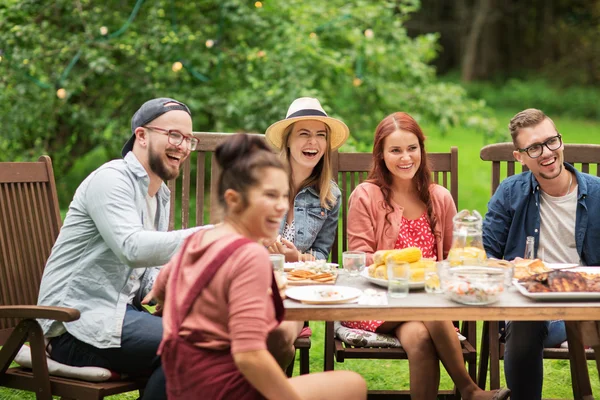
[0,0,497,203]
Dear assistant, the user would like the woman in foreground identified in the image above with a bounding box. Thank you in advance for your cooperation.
[344,112,510,400]
[150,133,366,399]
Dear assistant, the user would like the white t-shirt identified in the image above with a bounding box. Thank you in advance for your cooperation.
[538,187,580,264]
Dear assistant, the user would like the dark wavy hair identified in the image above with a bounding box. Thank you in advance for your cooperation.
[215,133,287,209]
[367,112,437,238]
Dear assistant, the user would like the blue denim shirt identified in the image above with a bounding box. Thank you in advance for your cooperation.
[483,163,600,266]
[37,152,199,348]
[279,182,341,260]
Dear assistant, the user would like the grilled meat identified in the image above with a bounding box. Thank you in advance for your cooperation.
[547,271,587,292]
[523,281,552,293]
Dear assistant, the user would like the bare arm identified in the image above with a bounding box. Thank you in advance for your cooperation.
[233,350,302,400]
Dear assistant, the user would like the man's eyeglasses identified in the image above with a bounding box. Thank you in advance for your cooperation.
[144,126,199,151]
[517,134,562,159]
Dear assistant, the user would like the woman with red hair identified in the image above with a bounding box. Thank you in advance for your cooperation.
[343,112,509,400]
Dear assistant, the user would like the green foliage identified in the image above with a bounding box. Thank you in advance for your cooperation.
[1,0,498,206]
[460,78,600,120]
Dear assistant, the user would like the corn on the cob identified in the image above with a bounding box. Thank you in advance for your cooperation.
[409,268,425,282]
[387,247,422,264]
[374,264,388,280]
[373,250,392,265]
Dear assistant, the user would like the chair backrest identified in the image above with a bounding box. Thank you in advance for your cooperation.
[169,134,459,262]
[167,132,266,230]
[480,142,600,195]
[330,147,459,264]
[0,156,62,337]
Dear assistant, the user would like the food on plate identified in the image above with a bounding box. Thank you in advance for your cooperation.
[316,288,341,299]
[513,258,552,280]
[373,247,422,264]
[287,269,336,283]
[518,270,600,293]
[368,247,425,283]
[374,264,387,280]
[288,259,337,274]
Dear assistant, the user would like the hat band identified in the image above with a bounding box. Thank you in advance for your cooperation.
[287,109,327,119]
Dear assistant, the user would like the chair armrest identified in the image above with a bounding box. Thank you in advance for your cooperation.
[0,306,80,322]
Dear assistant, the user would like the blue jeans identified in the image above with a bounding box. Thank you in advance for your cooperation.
[49,304,166,400]
[504,320,567,400]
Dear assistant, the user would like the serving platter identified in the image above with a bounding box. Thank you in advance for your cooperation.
[513,281,600,301]
[360,269,425,289]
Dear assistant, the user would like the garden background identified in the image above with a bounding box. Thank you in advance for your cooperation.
[1,0,599,398]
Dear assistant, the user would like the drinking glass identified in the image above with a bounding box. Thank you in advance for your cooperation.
[342,251,366,277]
[423,258,442,294]
[387,259,410,298]
[269,254,285,274]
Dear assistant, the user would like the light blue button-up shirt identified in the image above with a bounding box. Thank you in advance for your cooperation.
[37,152,199,348]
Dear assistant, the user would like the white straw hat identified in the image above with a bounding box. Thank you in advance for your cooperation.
[265,97,349,151]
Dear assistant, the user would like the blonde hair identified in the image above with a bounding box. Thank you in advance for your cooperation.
[279,123,336,209]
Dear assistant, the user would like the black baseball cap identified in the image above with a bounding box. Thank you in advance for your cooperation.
[121,97,192,157]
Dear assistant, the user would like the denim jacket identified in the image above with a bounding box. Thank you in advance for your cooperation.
[37,152,199,348]
[279,182,341,260]
[483,163,600,266]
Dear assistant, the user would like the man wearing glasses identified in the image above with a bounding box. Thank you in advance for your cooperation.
[482,108,600,400]
[37,98,202,399]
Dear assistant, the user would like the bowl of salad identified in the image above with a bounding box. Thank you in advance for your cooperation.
[443,266,505,305]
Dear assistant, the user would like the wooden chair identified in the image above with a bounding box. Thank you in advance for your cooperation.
[0,156,144,400]
[167,132,310,376]
[478,142,600,392]
[324,148,479,400]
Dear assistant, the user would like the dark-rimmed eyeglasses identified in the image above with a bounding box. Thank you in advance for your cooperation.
[517,134,562,159]
[144,126,199,151]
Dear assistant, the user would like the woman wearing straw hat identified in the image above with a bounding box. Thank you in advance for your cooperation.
[264,97,348,262]
[262,98,348,372]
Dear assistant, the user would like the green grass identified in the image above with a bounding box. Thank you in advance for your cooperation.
[4,110,599,399]
[3,321,600,399]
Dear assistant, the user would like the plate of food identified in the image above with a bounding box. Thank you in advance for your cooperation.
[513,268,600,300]
[284,260,339,273]
[360,269,425,289]
[285,285,362,304]
[286,269,338,286]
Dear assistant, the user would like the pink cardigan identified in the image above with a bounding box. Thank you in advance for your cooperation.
[347,181,457,265]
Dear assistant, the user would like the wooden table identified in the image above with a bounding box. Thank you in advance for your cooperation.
[284,274,600,400]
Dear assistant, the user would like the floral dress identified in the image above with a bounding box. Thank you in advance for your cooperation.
[341,213,436,332]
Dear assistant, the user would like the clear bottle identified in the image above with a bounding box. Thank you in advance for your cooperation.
[524,236,535,259]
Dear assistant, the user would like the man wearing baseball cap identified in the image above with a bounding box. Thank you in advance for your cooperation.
[37,98,201,399]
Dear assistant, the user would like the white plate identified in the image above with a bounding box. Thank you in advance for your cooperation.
[513,281,600,301]
[545,263,579,270]
[284,262,339,272]
[285,285,362,304]
[360,269,425,289]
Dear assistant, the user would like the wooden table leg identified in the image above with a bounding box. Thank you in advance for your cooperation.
[477,321,490,389]
[565,321,594,400]
[489,321,501,390]
[324,321,335,371]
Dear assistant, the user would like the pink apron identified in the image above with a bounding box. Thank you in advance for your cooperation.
[158,237,285,399]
